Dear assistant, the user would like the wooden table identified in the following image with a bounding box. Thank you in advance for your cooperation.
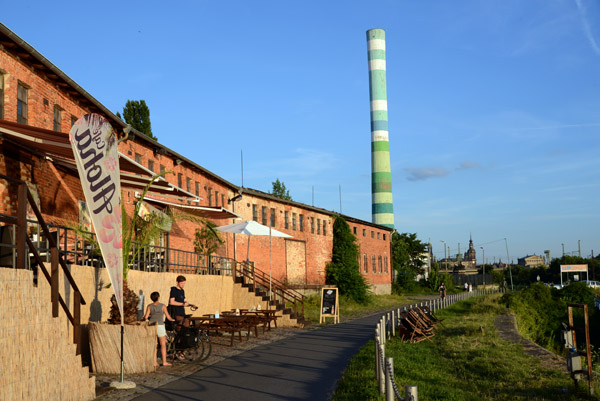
[190,315,253,346]
[229,309,279,332]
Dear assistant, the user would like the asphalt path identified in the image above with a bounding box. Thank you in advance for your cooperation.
[132,312,384,401]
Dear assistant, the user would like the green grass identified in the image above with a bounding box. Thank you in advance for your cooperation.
[302,293,411,324]
[333,294,597,401]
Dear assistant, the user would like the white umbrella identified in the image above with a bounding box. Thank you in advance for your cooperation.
[216,220,292,301]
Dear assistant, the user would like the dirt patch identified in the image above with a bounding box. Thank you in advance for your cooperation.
[494,313,568,374]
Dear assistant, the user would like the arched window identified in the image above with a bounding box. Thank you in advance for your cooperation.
[363,254,368,273]
[372,255,376,273]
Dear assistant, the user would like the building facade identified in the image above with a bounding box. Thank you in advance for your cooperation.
[517,254,546,268]
[0,23,394,293]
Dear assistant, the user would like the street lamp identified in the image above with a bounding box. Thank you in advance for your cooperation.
[562,243,565,257]
[504,238,514,291]
[480,246,485,286]
[440,240,447,270]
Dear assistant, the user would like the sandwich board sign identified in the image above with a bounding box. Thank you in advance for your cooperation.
[320,287,339,324]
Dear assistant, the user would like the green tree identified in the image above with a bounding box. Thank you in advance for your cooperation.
[325,216,370,303]
[194,220,223,255]
[116,99,157,141]
[391,232,427,291]
[270,178,292,200]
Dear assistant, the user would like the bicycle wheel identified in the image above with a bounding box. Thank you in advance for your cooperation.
[198,331,211,361]
[165,331,177,362]
[183,336,202,362]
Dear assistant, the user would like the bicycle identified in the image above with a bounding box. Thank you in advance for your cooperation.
[163,305,212,363]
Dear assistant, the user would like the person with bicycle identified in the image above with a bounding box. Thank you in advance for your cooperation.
[438,282,447,299]
[169,275,197,326]
[144,291,175,367]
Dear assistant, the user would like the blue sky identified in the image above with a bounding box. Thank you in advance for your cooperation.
[3,0,599,263]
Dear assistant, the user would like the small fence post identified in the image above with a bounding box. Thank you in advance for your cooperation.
[375,328,381,383]
[379,340,386,395]
[406,385,418,401]
[391,310,395,337]
[385,357,394,401]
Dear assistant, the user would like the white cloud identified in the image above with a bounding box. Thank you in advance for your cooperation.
[575,0,600,56]
[404,167,450,181]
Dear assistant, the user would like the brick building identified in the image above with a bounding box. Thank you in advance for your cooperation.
[0,23,393,293]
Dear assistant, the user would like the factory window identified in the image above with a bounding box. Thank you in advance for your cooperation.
[207,188,212,206]
[177,173,183,188]
[323,220,327,236]
[222,194,225,206]
[187,177,192,193]
[371,231,374,239]
[317,219,321,235]
[262,206,268,225]
[17,83,28,124]
[195,182,200,196]
[215,191,219,206]
[363,254,368,273]
[135,153,142,164]
[311,217,315,234]
[148,160,155,172]
[353,227,357,235]
[378,256,383,273]
[363,229,366,237]
[299,214,304,232]
[377,232,381,240]
[372,255,376,273]
[53,106,62,132]
[292,213,297,230]
[270,208,276,227]
[383,234,386,241]
[160,164,166,175]
[285,211,289,229]
[252,204,258,222]
[384,256,388,273]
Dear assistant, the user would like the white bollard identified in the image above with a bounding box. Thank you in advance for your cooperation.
[379,342,386,395]
[406,385,418,401]
[385,357,394,401]
[375,329,380,382]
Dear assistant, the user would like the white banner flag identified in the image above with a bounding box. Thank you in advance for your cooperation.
[69,114,123,322]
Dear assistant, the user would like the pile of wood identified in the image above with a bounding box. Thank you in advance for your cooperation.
[397,305,443,343]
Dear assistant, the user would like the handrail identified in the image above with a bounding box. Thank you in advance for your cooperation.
[233,261,305,321]
[0,173,84,354]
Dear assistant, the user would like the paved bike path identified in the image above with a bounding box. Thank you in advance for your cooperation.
[132,312,384,401]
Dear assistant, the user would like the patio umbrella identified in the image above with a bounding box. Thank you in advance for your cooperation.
[216,220,292,301]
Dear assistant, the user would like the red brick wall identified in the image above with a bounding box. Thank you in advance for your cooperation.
[0,51,88,132]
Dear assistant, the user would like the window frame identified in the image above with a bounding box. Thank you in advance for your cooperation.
[17,83,28,124]
[53,105,62,132]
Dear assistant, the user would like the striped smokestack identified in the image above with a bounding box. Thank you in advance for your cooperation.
[367,28,394,228]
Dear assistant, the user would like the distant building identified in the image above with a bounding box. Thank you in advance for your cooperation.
[440,235,477,272]
[517,254,546,268]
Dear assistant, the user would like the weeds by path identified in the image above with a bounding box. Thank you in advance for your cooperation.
[333,294,597,401]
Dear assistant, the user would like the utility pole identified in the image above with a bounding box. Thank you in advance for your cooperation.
[562,243,565,257]
[504,238,514,291]
[440,240,447,270]
[578,240,581,257]
[480,246,485,286]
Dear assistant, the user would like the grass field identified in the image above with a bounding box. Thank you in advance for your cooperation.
[332,294,597,401]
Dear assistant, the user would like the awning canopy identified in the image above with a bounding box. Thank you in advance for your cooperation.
[0,120,201,201]
[143,195,240,220]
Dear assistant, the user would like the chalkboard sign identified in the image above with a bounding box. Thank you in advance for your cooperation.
[320,287,339,324]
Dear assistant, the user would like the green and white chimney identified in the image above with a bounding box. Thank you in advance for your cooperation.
[367,28,394,228]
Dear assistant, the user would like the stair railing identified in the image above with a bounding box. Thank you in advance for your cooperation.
[0,174,86,354]
[233,260,305,320]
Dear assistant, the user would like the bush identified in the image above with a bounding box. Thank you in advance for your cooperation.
[325,216,370,304]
